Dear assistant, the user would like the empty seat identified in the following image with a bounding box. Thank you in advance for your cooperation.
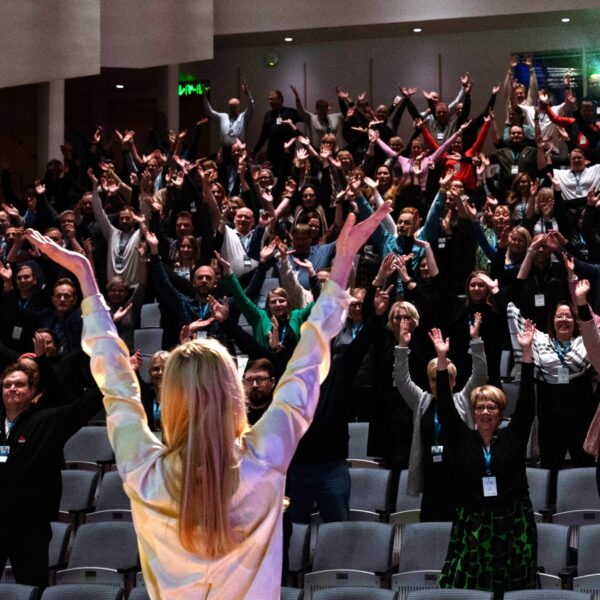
[63,427,114,472]
[303,521,395,600]
[349,468,392,520]
[348,422,370,461]
[313,588,396,599]
[127,588,150,600]
[41,585,124,599]
[86,472,131,523]
[140,303,161,328]
[504,591,592,599]
[49,522,73,576]
[554,468,600,525]
[0,585,38,600]
[391,521,452,598]
[281,587,304,600]
[572,524,600,597]
[59,470,99,525]
[536,523,570,589]
[389,470,422,564]
[526,467,550,520]
[133,328,163,355]
[407,590,493,599]
[55,522,139,589]
[288,522,311,586]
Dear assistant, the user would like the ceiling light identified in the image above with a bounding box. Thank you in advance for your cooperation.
[116,84,124,89]
[561,17,570,23]
[413,28,422,33]
[284,37,293,42]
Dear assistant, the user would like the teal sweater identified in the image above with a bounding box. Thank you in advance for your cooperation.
[223,273,314,348]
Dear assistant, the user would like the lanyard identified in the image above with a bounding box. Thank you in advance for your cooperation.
[433,409,441,446]
[197,302,209,320]
[573,172,582,195]
[482,445,492,476]
[153,399,161,427]
[279,324,288,343]
[351,323,363,340]
[552,339,572,365]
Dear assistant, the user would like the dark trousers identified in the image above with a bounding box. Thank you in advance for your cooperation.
[0,520,51,589]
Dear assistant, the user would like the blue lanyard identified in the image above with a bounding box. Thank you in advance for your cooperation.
[153,399,161,427]
[552,339,572,365]
[279,324,288,343]
[197,302,209,320]
[433,409,441,446]
[482,445,492,476]
[351,323,363,340]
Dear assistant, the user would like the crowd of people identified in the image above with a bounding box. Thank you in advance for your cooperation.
[1,53,600,597]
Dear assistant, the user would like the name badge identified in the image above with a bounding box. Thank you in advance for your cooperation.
[453,163,460,173]
[196,331,208,339]
[11,326,23,341]
[438,237,446,249]
[431,445,443,463]
[580,135,588,145]
[511,165,519,174]
[482,476,498,497]
[534,293,545,307]
[0,445,10,463]
[276,117,283,125]
[243,257,252,268]
[436,132,444,141]
[557,367,570,384]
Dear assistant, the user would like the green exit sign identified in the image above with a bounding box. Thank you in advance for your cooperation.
[178,82,210,97]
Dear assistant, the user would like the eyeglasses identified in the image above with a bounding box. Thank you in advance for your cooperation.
[242,376,271,386]
[474,404,500,414]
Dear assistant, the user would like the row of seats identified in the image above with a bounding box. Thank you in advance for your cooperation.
[61,427,600,529]
[286,520,600,599]
[0,584,593,600]
[282,589,593,600]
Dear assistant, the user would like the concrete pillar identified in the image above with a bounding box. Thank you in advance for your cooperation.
[37,79,65,175]
[158,64,180,132]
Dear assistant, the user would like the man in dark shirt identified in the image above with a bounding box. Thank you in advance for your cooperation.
[0,363,101,588]
[243,358,276,425]
[253,90,302,174]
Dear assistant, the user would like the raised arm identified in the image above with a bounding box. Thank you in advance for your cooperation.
[250,202,393,470]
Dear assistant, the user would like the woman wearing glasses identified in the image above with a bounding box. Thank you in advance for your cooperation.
[432,322,537,596]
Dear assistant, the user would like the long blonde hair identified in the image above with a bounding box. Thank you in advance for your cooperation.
[161,337,249,557]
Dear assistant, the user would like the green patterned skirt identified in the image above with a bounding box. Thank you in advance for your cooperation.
[439,497,537,597]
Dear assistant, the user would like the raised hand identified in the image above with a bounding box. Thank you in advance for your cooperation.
[516,319,535,351]
[213,251,232,275]
[0,262,12,282]
[428,327,450,357]
[268,316,280,349]
[207,295,229,323]
[562,252,575,277]
[575,279,591,306]
[292,256,316,277]
[113,302,133,323]
[374,284,393,316]
[476,272,499,294]
[398,321,412,348]
[129,350,143,371]
[470,312,482,339]
[329,201,393,288]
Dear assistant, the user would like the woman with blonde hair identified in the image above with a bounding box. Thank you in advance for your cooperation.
[24,202,392,600]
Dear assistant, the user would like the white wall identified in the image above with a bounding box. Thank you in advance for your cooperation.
[101,0,213,68]
[0,0,101,88]
[191,22,600,152]
[214,0,600,34]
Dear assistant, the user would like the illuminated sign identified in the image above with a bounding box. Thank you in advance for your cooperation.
[178,82,210,97]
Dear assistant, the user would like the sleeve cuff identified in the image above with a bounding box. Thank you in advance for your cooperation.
[81,293,110,316]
